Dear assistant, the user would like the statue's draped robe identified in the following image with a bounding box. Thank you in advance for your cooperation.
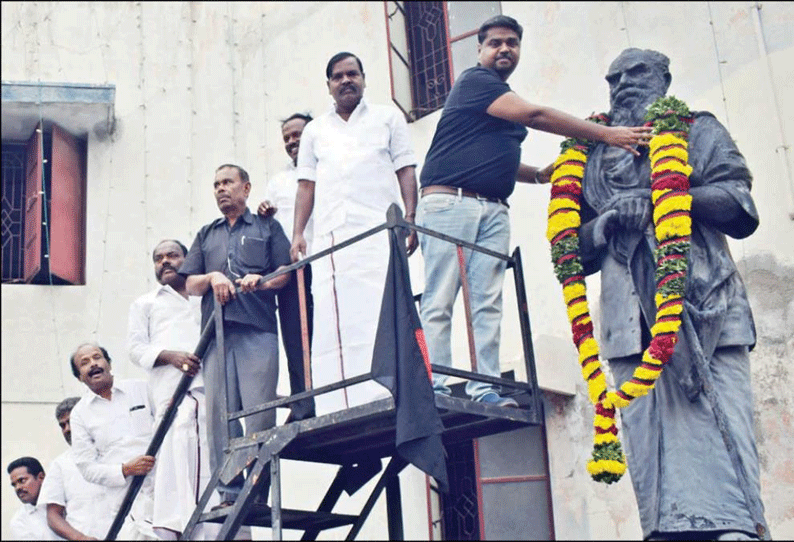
[580,112,767,538]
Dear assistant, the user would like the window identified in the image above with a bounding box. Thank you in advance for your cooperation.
[2,122,86,284]
[385,1,501,121]
[1,81,114,285]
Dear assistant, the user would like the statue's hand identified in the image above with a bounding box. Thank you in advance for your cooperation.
[606,192,652,232]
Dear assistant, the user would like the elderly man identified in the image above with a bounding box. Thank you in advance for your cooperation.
[418,15,650,406]
[291,52,419,414]
[180,164,291,507]
[258,113,316,422]
[68,344,157,540]
[39,397,108,540]
[127,239,214,538]
[8,457,59,540]
[576,48,768,540]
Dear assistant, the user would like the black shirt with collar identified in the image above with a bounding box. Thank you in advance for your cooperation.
[179,207,292,333]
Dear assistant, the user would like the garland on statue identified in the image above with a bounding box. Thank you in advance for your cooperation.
[545,97,694,484]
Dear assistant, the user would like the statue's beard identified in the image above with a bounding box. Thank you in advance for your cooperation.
[609,104,649,127]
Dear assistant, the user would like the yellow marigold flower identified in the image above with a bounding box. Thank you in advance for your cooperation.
[656,302,683,318]
[578,336,599,360]
[594,414,615,430]
[653,194,693,224]
[607,392,631,409]
[567,299,590,323]
[652,188,672,204]
[546,212,581,241]
[651,319,681,335]
[554,148,587,168]
[581,360,600,380]
[649,133,686,154]
[655,292,682,308]
[587,459,627,476]
[553,163,585,180]
[655,215,692,241]
[563,282,586,304]
[635,366,663,381]
[594,432,618,445]
[548,197,581,215]
[622,380,653,398]
[651,144,688,165]
[652,161,693,177]
[587,373,607,404]
[642,349,664,366]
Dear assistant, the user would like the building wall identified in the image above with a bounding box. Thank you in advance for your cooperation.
[2,1,792,539]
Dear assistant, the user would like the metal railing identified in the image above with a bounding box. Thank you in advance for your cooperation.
[106,203,541,539]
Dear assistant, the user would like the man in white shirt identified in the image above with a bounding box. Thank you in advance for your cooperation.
[290,52,419,415]
[258,113,316,422]
[8,456,60,540]
[69,343,157,540]
[127,239,215,539]
[39,397,109,540]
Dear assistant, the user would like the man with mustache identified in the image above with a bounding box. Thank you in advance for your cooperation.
[180,164,291,508]
[127,239,214,538]
[8,457,59,540]
[68,343,157,539]
[38,397,108,540]
[290,52,419,414]
[418,15,651,407]
[258,113,316,422]
[577,48,768,540]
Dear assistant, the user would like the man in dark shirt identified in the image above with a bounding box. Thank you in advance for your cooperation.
[180,163,291,507]
[418,15,651,406]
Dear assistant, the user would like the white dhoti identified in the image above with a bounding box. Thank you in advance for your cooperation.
[311,221,391,415]
[151,389,218,540]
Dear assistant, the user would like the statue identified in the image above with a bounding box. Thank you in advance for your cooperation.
[574,48,769,540]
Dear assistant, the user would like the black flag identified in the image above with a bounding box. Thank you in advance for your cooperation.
[372,213,448,493]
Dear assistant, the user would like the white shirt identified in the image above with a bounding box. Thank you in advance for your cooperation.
[127,284,203,410]
[38,449,111,539]
[9,502,61,540]
[295,98,416,237]
[264,161,314,251]
[70,379,154,489]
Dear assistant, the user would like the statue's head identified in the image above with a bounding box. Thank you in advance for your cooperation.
[606,48,672,125]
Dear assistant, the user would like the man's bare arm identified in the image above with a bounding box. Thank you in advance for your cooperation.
[487,92,651,156]
[516,162,553,185]
[186,272,236,305]
[395,165,419,256]
[291,180,315,262]
[47,504,97,541]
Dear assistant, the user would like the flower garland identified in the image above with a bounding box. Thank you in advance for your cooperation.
[545,97,694,484]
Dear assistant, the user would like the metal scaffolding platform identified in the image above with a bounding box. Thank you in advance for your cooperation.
[190,389,542,540]
[107,205,546,540]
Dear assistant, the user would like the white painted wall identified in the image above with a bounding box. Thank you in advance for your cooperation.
[2,2,792,539]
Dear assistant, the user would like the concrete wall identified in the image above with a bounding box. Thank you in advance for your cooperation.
[2,2,792,539]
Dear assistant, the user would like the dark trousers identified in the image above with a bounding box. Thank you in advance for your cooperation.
[277,263,315,420]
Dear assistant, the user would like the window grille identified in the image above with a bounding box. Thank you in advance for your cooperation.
[1,145,26,282]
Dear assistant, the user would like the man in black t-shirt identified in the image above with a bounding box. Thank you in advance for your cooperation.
[418,15,651,407]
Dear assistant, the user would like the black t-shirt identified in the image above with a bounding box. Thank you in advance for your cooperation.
[420,66,528,200]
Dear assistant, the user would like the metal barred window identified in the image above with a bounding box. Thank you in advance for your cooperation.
[385,1,501,122]
[1,144,26,282]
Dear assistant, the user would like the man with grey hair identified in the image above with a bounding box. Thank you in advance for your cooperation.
[577,48,768,540]
[39,397,109,540]
[180,163,291,508]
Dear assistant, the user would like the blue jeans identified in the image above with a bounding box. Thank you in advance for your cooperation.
[417,192,510,400]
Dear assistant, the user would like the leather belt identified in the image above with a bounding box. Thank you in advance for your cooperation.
[421,185,509,208]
